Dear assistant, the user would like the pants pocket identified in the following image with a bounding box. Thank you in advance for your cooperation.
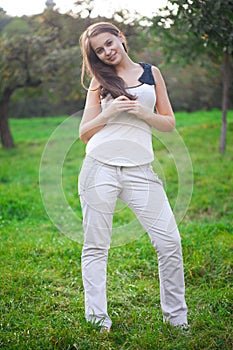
[146,164,163,186]
[78,156,97,196]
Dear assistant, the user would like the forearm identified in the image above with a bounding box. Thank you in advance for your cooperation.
[79,95,135,143]
[144,110,175,132]
[79,109,110,143]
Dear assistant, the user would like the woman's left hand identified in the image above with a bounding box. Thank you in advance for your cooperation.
[127,101,148,120]
[127,99,175,132]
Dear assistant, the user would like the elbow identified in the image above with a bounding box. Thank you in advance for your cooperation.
[169,118,176,132]
[79,134,89,144]
[80,136,88,144]
[165,116,175,132]
[79,129,89,144]
[155,111,176,132]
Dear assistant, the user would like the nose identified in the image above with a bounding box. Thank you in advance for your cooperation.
[104,46,111,56]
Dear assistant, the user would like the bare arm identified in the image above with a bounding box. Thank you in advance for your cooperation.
[79,78,105,143]
[127,66,175,132]
[153,66,175,131]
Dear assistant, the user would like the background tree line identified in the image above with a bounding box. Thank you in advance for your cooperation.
[0,0,232,150]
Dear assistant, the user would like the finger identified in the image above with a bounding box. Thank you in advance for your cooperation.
[115,95,130,101]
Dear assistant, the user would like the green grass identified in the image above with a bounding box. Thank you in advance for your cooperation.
[0,110,233,349]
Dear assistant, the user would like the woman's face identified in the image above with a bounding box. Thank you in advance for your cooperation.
[90,32,126,65]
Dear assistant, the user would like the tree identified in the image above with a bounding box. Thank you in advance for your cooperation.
[0,9,82,148]
[0,31,59,148]
[0,7,12,33]
[152,0,233,153]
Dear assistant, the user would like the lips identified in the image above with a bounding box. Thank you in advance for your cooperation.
[108,53,117,62]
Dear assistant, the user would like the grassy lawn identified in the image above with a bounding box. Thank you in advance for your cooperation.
[0,109,232,349]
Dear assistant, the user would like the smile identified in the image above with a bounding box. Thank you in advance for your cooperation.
[108,53,117,62]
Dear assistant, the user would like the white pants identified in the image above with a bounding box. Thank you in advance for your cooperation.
[78,156,188,329]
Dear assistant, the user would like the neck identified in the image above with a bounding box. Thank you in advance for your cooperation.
[115,57,136,74]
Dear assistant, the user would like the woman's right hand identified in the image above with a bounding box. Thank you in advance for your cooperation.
[80,91,135,143]
[104,95,136,119]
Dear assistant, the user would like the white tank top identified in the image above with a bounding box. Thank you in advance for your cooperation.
[85,63,156,166]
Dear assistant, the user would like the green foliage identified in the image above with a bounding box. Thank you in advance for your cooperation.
[0,110,233,348]
[149,0,233,154]
[154,0,233,61]
[0,10,12,34]
[0,33,53,97]
[173,0,233,55]
[0,10,83,101]
[2,17,31,35]
[162,62,224,112]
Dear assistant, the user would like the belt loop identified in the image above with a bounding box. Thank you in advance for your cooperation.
[116,165,122,177]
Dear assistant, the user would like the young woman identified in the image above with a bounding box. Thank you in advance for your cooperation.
[78,22,188,332]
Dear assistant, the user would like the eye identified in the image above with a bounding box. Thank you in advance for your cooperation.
[95,48,104,55]
[106,40,112,46]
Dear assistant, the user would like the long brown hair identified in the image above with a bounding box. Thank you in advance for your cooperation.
[80,22,136,100]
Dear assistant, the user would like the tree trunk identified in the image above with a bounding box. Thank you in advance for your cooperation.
[219,52,231,154]
[0,90,15,149]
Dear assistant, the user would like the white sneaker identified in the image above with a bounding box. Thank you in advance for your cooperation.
[100,326,111,333]
[175,323,190,333]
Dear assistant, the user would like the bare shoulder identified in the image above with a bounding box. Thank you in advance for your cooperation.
[151,65,164,82]
[85,77,101,105]
[89,77,100,91]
